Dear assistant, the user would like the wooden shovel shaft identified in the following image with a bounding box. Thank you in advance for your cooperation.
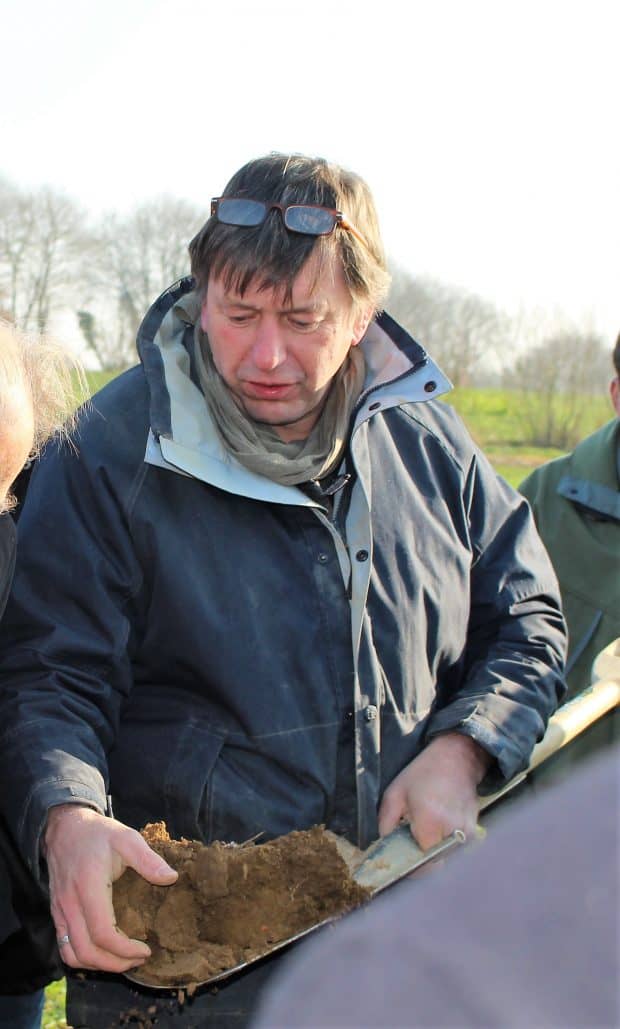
[528,678,619,769]
[480,675,620,812]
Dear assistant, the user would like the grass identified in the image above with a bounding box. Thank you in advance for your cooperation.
[41,377,612,1027]
[442,386,610,487]
[43,979,66,1028]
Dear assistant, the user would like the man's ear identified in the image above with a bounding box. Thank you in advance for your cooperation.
[350,305,374,347]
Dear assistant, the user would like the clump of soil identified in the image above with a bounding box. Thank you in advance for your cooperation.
[113,823,370,988]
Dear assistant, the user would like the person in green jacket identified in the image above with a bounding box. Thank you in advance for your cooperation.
[519,334,619,771]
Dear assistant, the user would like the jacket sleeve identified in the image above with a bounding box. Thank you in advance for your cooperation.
[424,446,568,790]
[0,423,145,880]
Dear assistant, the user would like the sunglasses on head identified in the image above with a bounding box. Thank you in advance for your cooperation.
[210,196,369,249]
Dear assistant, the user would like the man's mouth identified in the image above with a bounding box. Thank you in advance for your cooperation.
[242,381,297,400]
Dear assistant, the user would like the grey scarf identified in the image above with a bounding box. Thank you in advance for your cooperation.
[194,325,366,486]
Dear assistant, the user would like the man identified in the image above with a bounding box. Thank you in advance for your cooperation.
[0,323,83,1027]
[520,335,619,771]
[0,154,567,1028]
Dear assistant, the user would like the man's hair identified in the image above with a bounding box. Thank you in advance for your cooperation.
[613,332,620,377]
[0,320,87,456]
[189,153,391,313]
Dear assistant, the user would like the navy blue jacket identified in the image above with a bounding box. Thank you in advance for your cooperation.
[0,279,567,879]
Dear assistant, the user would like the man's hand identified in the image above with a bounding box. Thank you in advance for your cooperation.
[44,804,178,973]
[377,733,491,850]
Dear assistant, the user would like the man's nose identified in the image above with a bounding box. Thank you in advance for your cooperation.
[250,320,286,371]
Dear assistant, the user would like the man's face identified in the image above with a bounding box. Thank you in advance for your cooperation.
[200,255,372,442]
[0,388,34,514]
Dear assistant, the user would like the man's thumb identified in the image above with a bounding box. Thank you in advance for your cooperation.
[377,788,404,838]
[131,840,178,885]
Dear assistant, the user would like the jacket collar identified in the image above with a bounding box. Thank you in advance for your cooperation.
[137,276,452,499]
[557,419,620,523]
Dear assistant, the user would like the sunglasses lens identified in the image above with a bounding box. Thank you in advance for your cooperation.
[285,206,337,236]
[216,198,266,227]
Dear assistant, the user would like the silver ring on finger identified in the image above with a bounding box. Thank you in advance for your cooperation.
[57,934,71,947]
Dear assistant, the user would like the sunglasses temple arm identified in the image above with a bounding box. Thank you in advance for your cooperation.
[340,218,369,250]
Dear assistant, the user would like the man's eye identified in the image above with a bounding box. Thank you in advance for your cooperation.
[228,313,253,324]
[289,318,319,331]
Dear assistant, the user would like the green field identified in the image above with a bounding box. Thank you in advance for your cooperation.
[445,386,611,486]
[39,379,611,1027]
[43,979,65,1028]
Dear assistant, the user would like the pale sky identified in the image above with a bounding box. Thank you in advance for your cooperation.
[1,0,618,345]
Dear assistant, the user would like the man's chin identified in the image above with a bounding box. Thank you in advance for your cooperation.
[240,400,293,426]
[238,399,321,442]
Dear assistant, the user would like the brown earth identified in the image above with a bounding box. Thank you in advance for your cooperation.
[113,822,370,988]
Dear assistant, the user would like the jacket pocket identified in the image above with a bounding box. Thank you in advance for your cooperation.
[108,705,225,841]
[109,690,334,845]
[205,739,329,845]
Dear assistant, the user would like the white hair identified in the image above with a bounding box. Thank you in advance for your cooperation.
[0,320,88,455]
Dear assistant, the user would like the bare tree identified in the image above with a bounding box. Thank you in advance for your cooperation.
[386,264,508,385]
[0,177,32,320]
[0,178,90,333]
[503,330,611,448]
[79,196,205,367]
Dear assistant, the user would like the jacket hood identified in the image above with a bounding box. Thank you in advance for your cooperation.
[136,276,451,503]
